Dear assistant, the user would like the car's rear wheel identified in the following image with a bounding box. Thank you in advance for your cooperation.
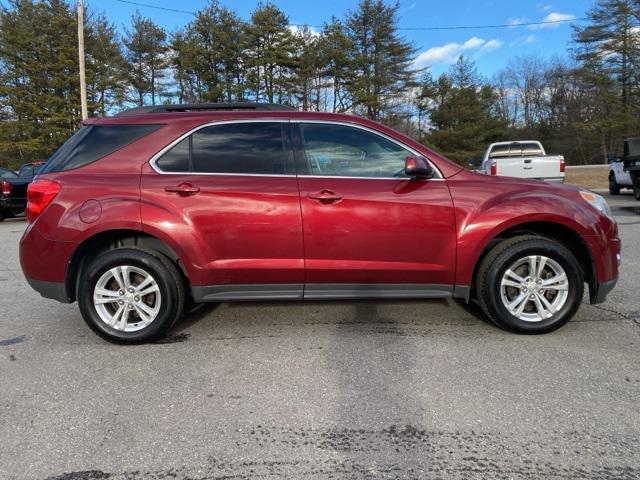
[78,248,184,343]
[476,235,583,334]
[609,173,620,195]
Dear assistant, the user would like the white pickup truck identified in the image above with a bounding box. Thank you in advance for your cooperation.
[608,156,633,195]
[478,141,565,182]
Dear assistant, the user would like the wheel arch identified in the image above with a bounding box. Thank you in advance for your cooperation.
[467,221,595,301]
[65,229,190,302]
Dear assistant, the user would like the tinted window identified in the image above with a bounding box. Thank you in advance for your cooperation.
[0,169,17,179]
[490,143,542,159]
[299,123,410,178]
[156,137,190,172]
[628,138,640,157]
[18,165,34,177]
[41,124,162,173]
[192,123,286,174]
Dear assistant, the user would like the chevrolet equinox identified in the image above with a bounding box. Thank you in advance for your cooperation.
[19,103,620,343]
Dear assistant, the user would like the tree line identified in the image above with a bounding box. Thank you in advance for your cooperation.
[0,0,639,167]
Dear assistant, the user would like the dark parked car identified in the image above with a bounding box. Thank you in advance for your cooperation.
[0,167,17,179]
[19,103,620,343]
[0,162,42,221]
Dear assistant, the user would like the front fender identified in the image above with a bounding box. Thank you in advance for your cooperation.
[449,174,602,287]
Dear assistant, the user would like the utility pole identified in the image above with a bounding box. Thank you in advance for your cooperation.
[77,0,88,120]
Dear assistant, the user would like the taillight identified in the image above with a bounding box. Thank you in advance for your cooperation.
[560,158,565,173]
[1,180,10,196]
[26,179,60,223]
[490,162,497,175]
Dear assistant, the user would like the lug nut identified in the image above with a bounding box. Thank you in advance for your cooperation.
[118,300,124,305]
[128,288,134,293]
[134,296,140,302]
[118,290,124,295]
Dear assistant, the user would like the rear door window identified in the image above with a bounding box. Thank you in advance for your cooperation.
[154,122,291,175]
[192,123,287,174]
[40,124,162,173]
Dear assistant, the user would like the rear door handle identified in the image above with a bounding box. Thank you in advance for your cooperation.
[307,190,342,204]
[164,183,200,196]
[523,159,532,163]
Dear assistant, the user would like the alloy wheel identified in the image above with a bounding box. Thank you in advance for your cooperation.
[499,255,569,322]
[93,265,162,332]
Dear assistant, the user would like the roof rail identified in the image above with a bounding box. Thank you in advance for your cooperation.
[116,102,296,116]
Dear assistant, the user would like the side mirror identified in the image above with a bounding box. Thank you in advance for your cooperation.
[404,156,434,179]
[467,158,479,167]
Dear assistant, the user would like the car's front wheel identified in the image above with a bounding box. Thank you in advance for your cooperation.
[78,248,184,343]
[476,236,583,333]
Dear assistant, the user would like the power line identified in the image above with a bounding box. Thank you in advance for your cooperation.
[115,0,195,16]
[113,0,587,31]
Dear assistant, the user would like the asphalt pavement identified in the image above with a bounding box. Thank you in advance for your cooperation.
[1,191,639,480]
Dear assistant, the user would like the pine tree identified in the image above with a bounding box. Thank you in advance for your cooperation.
[246,2,297,104]
[86,14,128,115]
[124,12,168,106]
[574,0,640,113]
[319,18,353,112]
[292,26,323,111]
[0,0,125,166]
[419,56,507,163]
[345,0,417,120]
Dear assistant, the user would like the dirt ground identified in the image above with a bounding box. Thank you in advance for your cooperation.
[565,165,609,190]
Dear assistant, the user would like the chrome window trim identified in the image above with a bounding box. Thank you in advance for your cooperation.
[148,118,443,179]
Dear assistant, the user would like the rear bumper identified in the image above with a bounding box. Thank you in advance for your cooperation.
[25,278,71,303]
[20,224,75,302]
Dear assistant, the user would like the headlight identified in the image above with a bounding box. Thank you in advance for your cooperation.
[580,191,613,219]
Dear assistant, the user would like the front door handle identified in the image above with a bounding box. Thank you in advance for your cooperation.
[307,189,342,204]
[164,183,200,196]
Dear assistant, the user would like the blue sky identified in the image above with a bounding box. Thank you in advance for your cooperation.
[85,0,594,79]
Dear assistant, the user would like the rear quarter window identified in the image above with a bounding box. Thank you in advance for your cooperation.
[40,124,162,173]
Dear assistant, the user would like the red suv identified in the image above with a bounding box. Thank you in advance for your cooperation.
[20,103,620,343]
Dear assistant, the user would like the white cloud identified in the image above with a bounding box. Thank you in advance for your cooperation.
[509,34,537,47]
[529,12,576,29]
[508,17,527,28]
[287,25,320,37]
[414,36,503,67]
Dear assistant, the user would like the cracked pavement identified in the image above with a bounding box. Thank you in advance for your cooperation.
[1,191,639,480]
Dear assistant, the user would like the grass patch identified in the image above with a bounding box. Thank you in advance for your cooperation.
[565,165,609,190]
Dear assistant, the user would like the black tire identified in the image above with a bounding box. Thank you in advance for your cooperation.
[476,235,584,334]
[78,248,185,343]
[609,173,620,195]
[634,175,640,201]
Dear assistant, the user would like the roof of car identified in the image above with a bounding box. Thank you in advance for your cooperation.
[116,102,296,116]
[86,108,378,127]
